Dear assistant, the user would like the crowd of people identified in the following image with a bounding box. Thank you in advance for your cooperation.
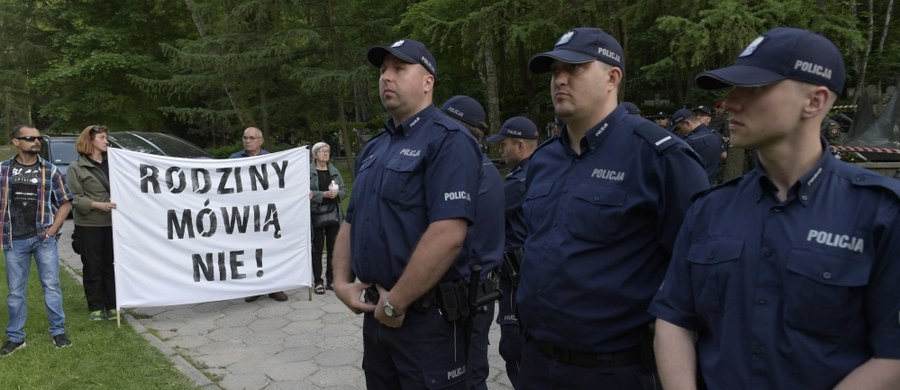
[328,25,899,390]
[1,23,896,390]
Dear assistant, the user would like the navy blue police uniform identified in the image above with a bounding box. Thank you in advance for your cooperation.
[650,139,900,389]
[682,123,724,185]
[467,151,504,390]
[517,104,709,388]
[346,104,482,389]
[485,114,541,388]
[496,155,528,387]
[439,95,505,390]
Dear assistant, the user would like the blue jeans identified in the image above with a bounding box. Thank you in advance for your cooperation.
[5,235,66,342]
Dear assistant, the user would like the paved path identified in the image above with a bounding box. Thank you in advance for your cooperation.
[57,223,514,389]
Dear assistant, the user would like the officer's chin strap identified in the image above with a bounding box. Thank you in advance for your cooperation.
[464,264,503,387]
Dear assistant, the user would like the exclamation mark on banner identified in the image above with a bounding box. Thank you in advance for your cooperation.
[256,248,264,277]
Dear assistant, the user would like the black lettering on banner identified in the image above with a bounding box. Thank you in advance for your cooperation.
[168,203,281,240]
[196,199,218,237]
[192,168,211,193]
[271,161,288,189]
[166,167,186,194]
[169,209,195,239]
[263,203,281,239]
[140,160,290,195]
[140,164,161,194]
[217,167,233,194]
[191,249,261,282]
[221,206,250,234]
[230,250,246,279]
[249,165,268,191]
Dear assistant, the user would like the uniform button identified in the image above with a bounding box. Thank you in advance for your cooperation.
[800,195,808,201]
[757,299,766,305]
[593,196,600,202]
[822,272,832,280]
[707,252,716,260]
[773,207,782,213]
[753,347,764,355]
[763,249,773,257]
[854,175,866,182]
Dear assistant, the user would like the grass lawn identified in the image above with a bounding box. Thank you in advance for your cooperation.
[0,254,198,389]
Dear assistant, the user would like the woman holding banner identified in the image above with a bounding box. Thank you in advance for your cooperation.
[67,125,118,321]
[309,142,346,294]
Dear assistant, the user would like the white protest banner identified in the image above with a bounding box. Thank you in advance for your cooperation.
[109,147,311,307]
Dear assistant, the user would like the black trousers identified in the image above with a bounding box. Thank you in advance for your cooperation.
[76,225,116,311]
[311,223,338,285]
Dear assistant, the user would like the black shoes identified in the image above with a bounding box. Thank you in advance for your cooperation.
[246,292,288,302]
[268,291,289,301]
[52,333,72,349]
[0,340,25,356]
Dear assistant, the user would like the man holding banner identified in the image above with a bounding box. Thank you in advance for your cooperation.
[332,39,483,389]
[229,126,288,303]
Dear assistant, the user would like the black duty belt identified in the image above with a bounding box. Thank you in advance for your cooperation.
[536,341,642,368]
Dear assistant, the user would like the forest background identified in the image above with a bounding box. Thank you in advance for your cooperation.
[1,0,897,163]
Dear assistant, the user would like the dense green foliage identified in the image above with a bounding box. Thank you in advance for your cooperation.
[1,0,896,150]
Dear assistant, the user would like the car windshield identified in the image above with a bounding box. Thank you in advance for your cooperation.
[107,132,210,158]
[48,138,78,166]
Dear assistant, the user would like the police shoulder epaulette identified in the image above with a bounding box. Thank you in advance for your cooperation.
[432,114,462,133]
[633,121,678,154]
[691,175,743,201]
[848,171,900,201]
[532,134,559,155]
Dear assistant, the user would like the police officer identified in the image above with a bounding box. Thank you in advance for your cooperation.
[653,111,671,129]
[440,95,504,390]
[517,27,709,389]
[331,39,482,389]
[691,105,713,126]
[623,102,641,116]
[650,27,900,389]
[485,115,540,389]
[671,108,726,185]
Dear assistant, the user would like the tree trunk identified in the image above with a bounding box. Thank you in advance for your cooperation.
[878,0,893,54]
[482,37,501,135]
[854,0,874,103]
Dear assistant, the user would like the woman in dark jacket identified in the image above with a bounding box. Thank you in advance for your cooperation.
[309,142,346,294]
[67,125,118,321]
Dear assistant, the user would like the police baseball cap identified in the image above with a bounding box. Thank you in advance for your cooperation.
[440,96,486,129]
[486,116,539,144]
[696,27,845,93]
[692,105,711,116]
[529,27,624,74]
[670,108,693,127]
[654,111,669,120]
[623,102,641,115]
[367,38,437,76]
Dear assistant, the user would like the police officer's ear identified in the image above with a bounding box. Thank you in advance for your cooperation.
[599,63,623,91]
[800,84,833,121]
[422,72,434,94]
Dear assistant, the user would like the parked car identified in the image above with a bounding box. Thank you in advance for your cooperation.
[41,131,211,175]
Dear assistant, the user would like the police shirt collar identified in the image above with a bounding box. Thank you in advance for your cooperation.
[506,156,531,178]
[753,136,834,205]
[559,104,626,154]
[385,105,438,137]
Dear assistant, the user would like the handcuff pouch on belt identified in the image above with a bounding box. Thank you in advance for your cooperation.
[502,248,524,286]
[436,279,470,322]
